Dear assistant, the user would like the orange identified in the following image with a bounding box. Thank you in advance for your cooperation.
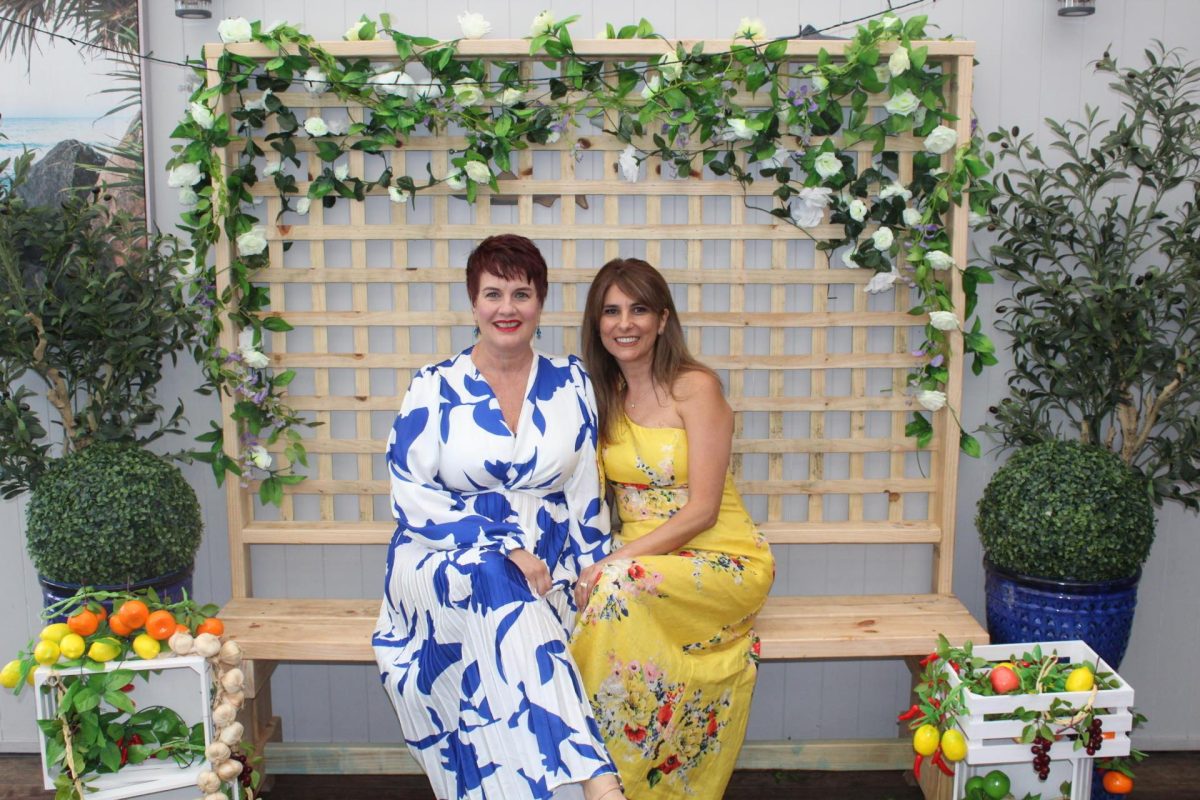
[67,609,100,638]
[1102,771,1133,794]
[108,614,135,637]
[145,610,177,641]
[175,623,190,635]
[94,606,108,621]
[117,599,149,629]
[196,618,225,637]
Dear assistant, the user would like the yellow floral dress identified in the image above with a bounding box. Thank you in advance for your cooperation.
[569,416,774,799]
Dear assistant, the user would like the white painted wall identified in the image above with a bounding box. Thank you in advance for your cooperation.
[3,0,1198,752]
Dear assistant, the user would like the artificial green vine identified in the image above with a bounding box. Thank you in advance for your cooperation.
[169,11,997,501]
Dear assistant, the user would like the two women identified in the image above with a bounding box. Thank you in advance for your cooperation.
[375,239,772,800]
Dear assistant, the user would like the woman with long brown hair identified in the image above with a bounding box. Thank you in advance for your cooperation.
[569,258,774,799]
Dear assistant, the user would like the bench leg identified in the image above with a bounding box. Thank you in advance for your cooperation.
[236,659,282,796]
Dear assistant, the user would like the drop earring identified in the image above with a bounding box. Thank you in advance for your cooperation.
[472,326,480,338]
[536,326,543,339]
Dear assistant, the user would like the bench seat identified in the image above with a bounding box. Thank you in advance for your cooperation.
[221,593,986,663]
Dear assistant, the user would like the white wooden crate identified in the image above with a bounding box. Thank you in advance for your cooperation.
[941,640,1134,800]
[34,655,214,800]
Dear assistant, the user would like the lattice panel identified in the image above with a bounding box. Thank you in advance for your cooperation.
[207,39,973,596]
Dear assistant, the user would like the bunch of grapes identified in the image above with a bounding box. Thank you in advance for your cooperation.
[1085,717,1104,756]
[230,749,254,789]
[1030,735,1052,780]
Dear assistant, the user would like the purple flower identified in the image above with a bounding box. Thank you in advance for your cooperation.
[253,388,269,404]
[911,349,926,357]
[929,354,945,368]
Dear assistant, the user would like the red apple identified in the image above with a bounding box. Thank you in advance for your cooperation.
[989,665,1020,694]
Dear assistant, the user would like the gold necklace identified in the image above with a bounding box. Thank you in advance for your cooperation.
[626,383,659,409]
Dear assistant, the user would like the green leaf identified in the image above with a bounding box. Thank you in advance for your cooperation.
[960,432,981,458]
[262,316,294,332]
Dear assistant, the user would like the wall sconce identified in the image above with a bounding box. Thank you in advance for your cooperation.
[175,0,212,19]
[1057,0,1096,16]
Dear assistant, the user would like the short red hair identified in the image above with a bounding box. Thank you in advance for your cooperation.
[465,234,549,304]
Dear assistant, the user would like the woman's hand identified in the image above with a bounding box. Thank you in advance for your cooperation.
[574,559,608,610]
[507,548,552,596]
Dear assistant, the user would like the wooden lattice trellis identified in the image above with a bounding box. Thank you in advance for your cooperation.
[208,38,973,603]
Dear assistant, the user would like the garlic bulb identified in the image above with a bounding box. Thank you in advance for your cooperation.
[218,721,244,746]
[205,741,231,763]
[168,631,194,656]
[212,702,237,727]
[193,632,221,658]
[219,640,244,666]
[220,667,245,693]
[196,769,221,793]
[216,758,244,781]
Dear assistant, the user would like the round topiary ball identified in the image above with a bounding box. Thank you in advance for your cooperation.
[977,440,1155,582]
[26,443,203,586]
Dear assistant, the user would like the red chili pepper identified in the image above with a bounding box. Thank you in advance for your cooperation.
[919,652,939,667]
[897,704,921,722]
[913,753,924,782]
[932,749,955,776]
[930,698,941,708]
[949,660,961,674]
[120,683,135,692]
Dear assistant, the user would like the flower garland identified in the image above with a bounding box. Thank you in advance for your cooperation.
[169,11,997,501]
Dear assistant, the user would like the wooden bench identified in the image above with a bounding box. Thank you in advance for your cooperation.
[199,35,988,798]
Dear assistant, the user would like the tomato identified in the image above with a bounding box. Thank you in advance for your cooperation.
[1102,770,1133,794]
[989,665,1020,694]
[982,769,1011,800]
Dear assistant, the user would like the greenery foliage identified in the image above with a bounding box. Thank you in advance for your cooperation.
[25,444,203,585]
[977,440,1155,581]
[0,150,201,500]
[982,44,1200,509]
[168,12,998,502]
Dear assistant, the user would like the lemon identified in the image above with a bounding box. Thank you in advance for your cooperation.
[58,633,86,661]
[132,633,161,661]
[941,728,968,762]
[87,637,121,663]
[0,659,22,689]
[1065,666,1094,692]
[33,640,61,666]
[39,623,71,643]
[913,723,940,756]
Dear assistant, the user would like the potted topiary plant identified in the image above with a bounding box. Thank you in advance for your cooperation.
[976,441,1156,666]
[977,44,1200,667]
[0,147,204,605]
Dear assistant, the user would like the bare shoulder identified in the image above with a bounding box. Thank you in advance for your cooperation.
[673,369,730,416]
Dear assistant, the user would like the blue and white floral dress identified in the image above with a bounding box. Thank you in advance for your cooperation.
[373,348,616,800]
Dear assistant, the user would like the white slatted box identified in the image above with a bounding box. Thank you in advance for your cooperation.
[942,640,1134,800]
[34,655,215,800]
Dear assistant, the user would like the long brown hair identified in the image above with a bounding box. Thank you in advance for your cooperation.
[581,258,716,444]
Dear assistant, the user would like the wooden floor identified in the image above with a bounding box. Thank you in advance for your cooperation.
[1,752,1196,799]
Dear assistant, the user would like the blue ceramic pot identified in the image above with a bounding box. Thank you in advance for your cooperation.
[39,567,194,621]
[983,559,1140,669]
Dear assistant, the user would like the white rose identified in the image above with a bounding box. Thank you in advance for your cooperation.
[334,163,349,181]
[865,269,900,295]
[344,20,371,41]
[842,247,860,268]
[247,445,272,470]
[179,187,199,206]
[372,70,414,98]
[875,64,892,85]
[217,17,253,44]
[303,67,328,94]
[545,130,561,144]
[812,74,828,93]
[262,159,281,177]
[328,118,349,136]
[530,10,555,36]
[917,389,947,412]
[888,47,910,77]
[925,250,956,271]
[304,116,329,137]
[415,80,444,100]
[928,311,959,331]
[924,125,959,155]
[499,87,524,106]
[295,197,311,215]
[445,173,466,191]
[814,151,843,180]
[848,198,868,222]
[387,186,408,204]
[640,75,661,101]
[789,187,832,228]
[238,330,271,370]
[658,53,683,81]
[969,211,987,228]
[760,147,790,170]
[236,225,268,257]
[725,119,755,141]
[618,144,640,183]
[168,162,201,188]
[189,101,215,130]
[457,11,491,39]
[463,161,491,183]
[903,208,923,227]
[872,226,895,250]
[735,17,766,40]
[453,79,483,107]
[243,89,272,111]
[884,89,920,116]
[879,182,912,201]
